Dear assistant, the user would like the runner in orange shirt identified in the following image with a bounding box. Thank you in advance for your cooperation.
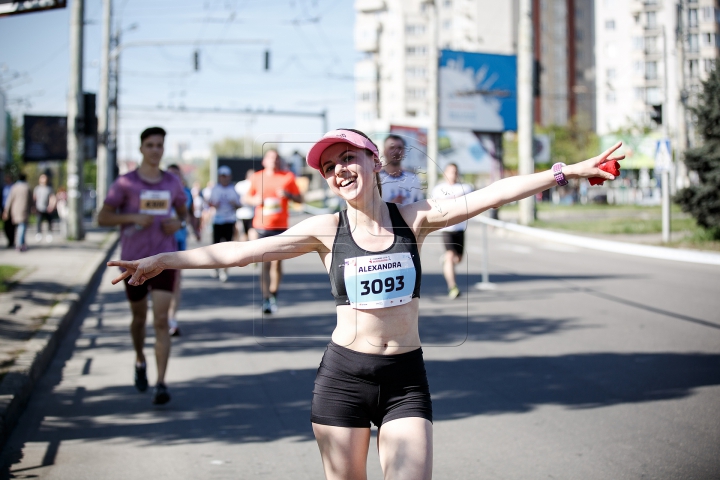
[246,149,302,313]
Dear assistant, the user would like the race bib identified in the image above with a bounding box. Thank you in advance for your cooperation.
[263,197,282,215]
[139,190,171,215]
[344,252,416,309]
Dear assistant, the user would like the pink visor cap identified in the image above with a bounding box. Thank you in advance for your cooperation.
[306,130,379,172]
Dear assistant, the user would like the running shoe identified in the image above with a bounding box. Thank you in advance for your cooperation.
[269,295,278,313]
[448,286,461,299]
[134,364,148,392]
[218,269,228,283]
[169,319,181,337]
[262,298,273,314]
[152,383,171,405]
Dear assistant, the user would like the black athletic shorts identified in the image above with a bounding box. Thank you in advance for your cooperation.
[255,228,286,239]
[238,218,253,235]
[311,341,433,428]
[123,269,176,302]
[213,222,235,244]
[442,230,465,258]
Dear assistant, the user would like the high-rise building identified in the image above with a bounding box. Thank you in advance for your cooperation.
[354,0,597,134]
[534,0,596,129]
[595,0,719,142]
[354,0,519,133]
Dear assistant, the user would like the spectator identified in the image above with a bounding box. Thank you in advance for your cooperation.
[2,173,16,248]
[2,173,31,252]
[34,173,56,242]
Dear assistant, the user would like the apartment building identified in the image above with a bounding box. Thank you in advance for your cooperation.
[595,0,720,139]
[355,0,598,135]
[354,0,518,133]
[535,0,596,129]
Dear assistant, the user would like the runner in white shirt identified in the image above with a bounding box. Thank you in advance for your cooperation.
[379,134,424,205]
[234,169,255,242]
[431,163,474,299]
[208,166,241,282]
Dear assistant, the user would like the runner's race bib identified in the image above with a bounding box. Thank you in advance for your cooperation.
[263,197,281,215]
[344,252,416,309]
[139,190,171,215]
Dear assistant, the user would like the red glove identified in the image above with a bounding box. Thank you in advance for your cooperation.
[588,160,621,186]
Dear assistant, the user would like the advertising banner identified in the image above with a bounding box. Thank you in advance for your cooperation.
[600,134,659,169]
[439,50,517,132]
[23,115,67,161]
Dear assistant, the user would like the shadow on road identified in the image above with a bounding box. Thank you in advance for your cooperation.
[2,352,718,453]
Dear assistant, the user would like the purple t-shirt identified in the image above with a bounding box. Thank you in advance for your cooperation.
[104,170,187,261]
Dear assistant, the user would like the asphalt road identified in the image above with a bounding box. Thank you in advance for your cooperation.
[2,221,719,479]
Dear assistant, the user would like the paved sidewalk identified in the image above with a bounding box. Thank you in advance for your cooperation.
[0,225,118,451]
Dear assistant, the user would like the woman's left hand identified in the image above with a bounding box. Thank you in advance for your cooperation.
[108,255,166,286]
[566,142,625,181]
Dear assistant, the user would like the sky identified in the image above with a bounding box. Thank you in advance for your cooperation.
[0,0,358,163]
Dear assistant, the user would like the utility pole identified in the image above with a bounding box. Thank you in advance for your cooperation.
[66,0,85,240]
[108,21,122,185]
[426,0,439,194]
[675,0,690,192]
[662,26,671,243]
[96,0,112,214]
[518,0,535,226]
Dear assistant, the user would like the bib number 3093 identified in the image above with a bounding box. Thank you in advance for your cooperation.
[360,276,404,296]
[344,252,415,310]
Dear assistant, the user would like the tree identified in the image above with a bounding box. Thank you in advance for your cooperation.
[674,62,720,238]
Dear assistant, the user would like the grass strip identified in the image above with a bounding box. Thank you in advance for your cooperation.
[0,265,22,293]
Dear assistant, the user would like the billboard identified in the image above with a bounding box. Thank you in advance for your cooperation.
[600,134,659,169]
[439,50,517,132]
[0,0,66,17]
[23,115,67,161]
[437,130,502,174]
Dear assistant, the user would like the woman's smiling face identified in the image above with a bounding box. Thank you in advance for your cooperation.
[320,143,379,200]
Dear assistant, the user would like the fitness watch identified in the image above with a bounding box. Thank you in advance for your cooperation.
[552,162,568,187]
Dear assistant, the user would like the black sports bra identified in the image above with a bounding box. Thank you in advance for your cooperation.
[329,202,422,308]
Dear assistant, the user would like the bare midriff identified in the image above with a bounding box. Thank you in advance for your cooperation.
[331,298,421,355]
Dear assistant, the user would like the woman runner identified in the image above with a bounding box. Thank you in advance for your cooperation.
[108,129,624,480]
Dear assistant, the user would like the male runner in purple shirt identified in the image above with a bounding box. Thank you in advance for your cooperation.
[98,126,187,405]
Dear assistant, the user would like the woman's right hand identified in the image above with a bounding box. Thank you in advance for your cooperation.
[108,254,166,286]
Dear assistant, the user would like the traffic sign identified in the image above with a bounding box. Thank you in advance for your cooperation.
[655,138,672,173]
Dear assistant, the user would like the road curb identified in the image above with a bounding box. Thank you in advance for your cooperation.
[0,232,120,452]
[473,216,720,266]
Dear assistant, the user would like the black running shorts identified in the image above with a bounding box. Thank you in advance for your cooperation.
[311,341,433,428]
[213,222,235,244]
[442,230,465,258]
[123,269,176,303]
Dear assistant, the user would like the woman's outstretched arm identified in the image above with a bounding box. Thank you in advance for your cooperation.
[108,213,333,286]
[417,142,625,232]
